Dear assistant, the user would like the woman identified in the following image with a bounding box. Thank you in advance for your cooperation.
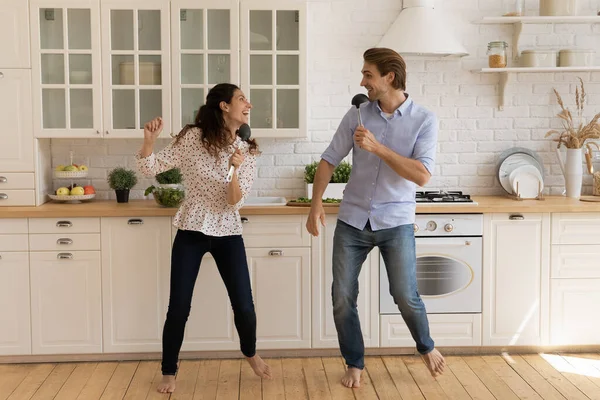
[136,83,271,394]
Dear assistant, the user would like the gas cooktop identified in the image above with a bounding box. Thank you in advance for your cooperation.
[416,191,477,205]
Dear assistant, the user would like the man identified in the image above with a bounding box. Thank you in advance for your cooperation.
[306,47,445,388]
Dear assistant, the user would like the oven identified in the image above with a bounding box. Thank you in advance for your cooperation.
[380,214,483,314]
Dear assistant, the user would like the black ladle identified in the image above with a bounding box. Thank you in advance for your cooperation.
[226,124,252,182]
[351,94,369,126]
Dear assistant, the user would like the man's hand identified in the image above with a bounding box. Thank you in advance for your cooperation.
[354,126,380,153]
[306,202,326,237]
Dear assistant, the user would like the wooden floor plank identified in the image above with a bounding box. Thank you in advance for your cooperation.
[261,359,285,400]
[500,354,565,400]
[381,356,424,400]
[145,363,172,400]
[445,356,495,400]
[353,363,379,400]
[30,363,76,400]
[364,356,401,400]
[538,354,600,400]
[482,355,543,400]
[463,356,519,400]
[302,357,332,400]
[99,361,139,400]
[562,354,600,389]
[522,354,589,400]
[321,357,355,400]
[402,356,448,400]
[6,364,55,400]
[55,363,99,400]
[281,358,308,400]
[0,365,35,400]
[192,360,221,400]
[173,360,201,400]
[431,360,471,400]
[122,361,159,400]
[215,360,241,400]
[76,362,118,400]
[239,360,262,400]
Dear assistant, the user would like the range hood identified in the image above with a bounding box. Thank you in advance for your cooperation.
[377,0,468,57]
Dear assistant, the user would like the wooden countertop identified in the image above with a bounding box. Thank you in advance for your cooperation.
[1,196,600,218]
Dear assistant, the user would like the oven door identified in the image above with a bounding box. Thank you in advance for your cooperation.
[380,237,482,314]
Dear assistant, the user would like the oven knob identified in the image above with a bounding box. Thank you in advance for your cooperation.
[426,221,437,231]
[413,224,419,233]
[444,224,454,232]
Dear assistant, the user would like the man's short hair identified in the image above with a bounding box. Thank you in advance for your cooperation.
[363,47,407,91]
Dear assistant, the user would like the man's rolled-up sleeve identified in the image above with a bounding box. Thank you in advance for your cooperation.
[412,115,438,175]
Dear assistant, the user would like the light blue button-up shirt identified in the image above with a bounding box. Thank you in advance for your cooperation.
[321,95,438,231]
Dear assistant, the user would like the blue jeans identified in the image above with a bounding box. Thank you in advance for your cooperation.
[332,220,434,370]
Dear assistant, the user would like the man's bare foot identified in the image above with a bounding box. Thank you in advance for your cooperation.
[246,355,272,379]
[341,367,361,388]
[157,375,176,393]
[422,348,446,378]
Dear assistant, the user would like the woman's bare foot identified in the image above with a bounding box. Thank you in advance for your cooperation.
[422,348,446,377]
[157,375,176,393]
[246,355,272,379]
[341,367,361,388]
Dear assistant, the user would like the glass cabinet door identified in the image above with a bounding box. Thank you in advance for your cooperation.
[101,1,170,138]
[30,0,102,138]
[170,0,239,133]
[241,0,306,138]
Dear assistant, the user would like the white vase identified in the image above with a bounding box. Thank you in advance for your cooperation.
[557,148,583,198]
[306,183,346,200]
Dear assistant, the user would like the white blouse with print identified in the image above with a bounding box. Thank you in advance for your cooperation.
[136,127,257,237]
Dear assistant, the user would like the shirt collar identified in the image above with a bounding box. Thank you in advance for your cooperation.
[375,93,412,117]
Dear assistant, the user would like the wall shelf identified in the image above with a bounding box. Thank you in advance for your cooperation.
[476,16,600,24]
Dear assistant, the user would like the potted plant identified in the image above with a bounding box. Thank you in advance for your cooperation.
[145,168,185,208]
[107,167,138,203]
[546,77,600,198]
[305,160,352,200]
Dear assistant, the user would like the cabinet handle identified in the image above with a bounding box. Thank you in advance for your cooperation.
[269,250,284,256]
[0,72,4,79]
[105,130,109,135]
[96,130,100,135]
[57,253,73,260]
[0,255,2,260]
[241,217,249,224]
[0,193,7,200]
[128,219,143,225]
[509,214,524,220]
[56,220,73,227]
[57,238,73,245]
[0,176,6,183]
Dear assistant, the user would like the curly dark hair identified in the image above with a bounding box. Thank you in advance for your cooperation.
[175,83,259,158]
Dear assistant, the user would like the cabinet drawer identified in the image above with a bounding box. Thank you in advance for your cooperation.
[552,213,600,245]
[0,173,35,189]
[0,190,35,206]
[551,244,600,278]
[29,234,101,252]
[0,234,28,252]
[29,218,100,234]
[0,218,27,234]
[240,215,310,247]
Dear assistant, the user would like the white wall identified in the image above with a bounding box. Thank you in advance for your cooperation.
[51,0,600,200]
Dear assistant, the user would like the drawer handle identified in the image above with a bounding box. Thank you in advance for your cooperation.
[0,193,7,200]
[128,219,144,225]
[57,238,73,245]
[57,253,73,260]
[0,72,3,79]
[509,214,524,220]
[0,176,6,183]
[241,217,249,224]
[56,221,73,227]
[269,250,284,256]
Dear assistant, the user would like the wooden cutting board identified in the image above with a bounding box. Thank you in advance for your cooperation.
[579,196,600,202]
[286,200,340,207]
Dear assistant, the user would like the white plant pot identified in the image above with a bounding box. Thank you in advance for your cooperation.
[564,148,583,198]
[306,183,346,200]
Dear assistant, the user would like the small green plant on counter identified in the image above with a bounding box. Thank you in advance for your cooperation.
[304,161,352,183]
[107,167,138,190]
[292,197,341,204]
[155,168,183,184]
[145,168,185,208]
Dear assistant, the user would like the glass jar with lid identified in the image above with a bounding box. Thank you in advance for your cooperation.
[503,0,524,16]
[487,41,508,68]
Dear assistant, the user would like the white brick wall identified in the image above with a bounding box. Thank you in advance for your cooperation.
[51,0,600,200]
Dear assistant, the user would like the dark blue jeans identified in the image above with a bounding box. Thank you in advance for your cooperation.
[162,229,256,375]
[332,220,434,370]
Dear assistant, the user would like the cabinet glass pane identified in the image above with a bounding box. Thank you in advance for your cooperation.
[112,90,135,129]
[67,9,91,50]
[276,11,299,51]
[249,89,272,129]
[112,55,134,85]
[207,10,230,50]
[208,55,230,84]
[139,55,162,85]
[41,54,65,84]
[70,89,93,128]
[140,90,162,128]
[180,9,203,50]
[250,11,272,50]
[69,55,92,84]
[138,10,161,51]
[182,88,204,126]
[181,55,204,84]
[40,9,64,50]
[277,89,299,128]
[277,55,299,85]
[250,55,272,85]
[111,10,134,51]
[42,89,66,129]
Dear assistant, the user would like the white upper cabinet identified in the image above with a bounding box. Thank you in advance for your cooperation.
[0,0,30,68]
[170,0,239,134]
[30,0,102,138]
[240,0,306,138]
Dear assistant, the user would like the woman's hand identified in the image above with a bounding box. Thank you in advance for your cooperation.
[144,117,163,143]
[229,149,245,171]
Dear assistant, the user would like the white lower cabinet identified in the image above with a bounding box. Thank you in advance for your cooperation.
[0,252,31,355]
[30,251,102,354]
[101,217,171,353]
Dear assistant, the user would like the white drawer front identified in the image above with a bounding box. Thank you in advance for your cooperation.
[380,314,482,347]
[240,215,310,247]
[0,173,35,189]
[552,213,600,245]
[0,218,28,234]
[551,244,600,278]
[0,190,35,206]
[0,234,28,252]
[29,218,100,234]
[29,234,101,252]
